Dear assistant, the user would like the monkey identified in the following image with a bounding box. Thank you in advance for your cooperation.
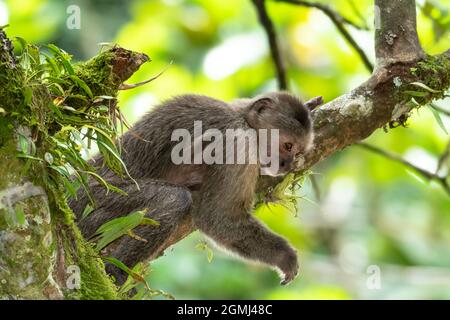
[70,91,314,286]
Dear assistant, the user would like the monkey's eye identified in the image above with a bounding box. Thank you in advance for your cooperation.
[284,143,293,152]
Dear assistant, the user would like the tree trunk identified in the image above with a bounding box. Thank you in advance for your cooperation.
[0,28,148,299]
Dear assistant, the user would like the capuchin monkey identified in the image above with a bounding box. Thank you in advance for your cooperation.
[70,92,314,286]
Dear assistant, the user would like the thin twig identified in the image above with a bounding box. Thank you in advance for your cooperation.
[274,0,374,72]
[119,61,172,90]
[251,0,288,90]
[357,142,450,196]
[346,0,370,30]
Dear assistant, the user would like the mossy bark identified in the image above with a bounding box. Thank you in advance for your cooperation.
[0,29,148,299]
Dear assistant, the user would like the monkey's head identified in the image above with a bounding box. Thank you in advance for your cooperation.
[244,92,314,176]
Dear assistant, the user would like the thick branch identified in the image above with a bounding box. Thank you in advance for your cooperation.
[258,50,450,193]
[149,3,449,260]
[374,0,425,67]
[252,0,288,90]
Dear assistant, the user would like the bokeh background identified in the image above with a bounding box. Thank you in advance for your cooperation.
[1,0,449,299]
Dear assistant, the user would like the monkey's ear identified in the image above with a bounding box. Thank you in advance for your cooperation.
[250,97,273,113]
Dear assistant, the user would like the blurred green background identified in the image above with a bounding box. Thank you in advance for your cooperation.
[1,0,450,299]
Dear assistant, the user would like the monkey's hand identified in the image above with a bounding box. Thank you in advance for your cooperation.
[277,247,299,285]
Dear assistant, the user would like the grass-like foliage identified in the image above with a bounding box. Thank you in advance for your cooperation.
[8,37,135,207]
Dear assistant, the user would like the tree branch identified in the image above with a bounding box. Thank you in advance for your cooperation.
[257,49,450,194]
[357,143,450,195]
[274,0,374,72]
[252,0,288,90]
[374,0,425,67]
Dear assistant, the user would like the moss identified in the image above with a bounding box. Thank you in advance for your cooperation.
[76,50,120,95]
[412,54,450,94]
[393,53,450,118]
[70,230,119,300]
[0,68,118,301]
[0,139,21,190]
[53,197,119,300]
[0,65,25,115]
[64,50,119,109]
[1,32,145,299]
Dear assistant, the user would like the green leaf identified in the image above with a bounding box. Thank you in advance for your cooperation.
[47,44,75,75]
[62,176,79,199]
[48,102,63,118]
[95,95,115,100]
[207,249,214,263]
[195,241,214,263]
[69,75,93,98]
[81,204,94,220]
[71,170,95,205]
[81,170,112,194]
[410,81,441,93]
[96,139,139,189]
[24,87,33,106]
[49,165,71,178]
[14,36,28,53]
[16,154,43,161]
[61,105,77,112]
[27,44,41,69]
[15,205,26,226]
[44,152,54,164]
[18,134,29,154]
[141,217,160,226]
[404,90,429,97]
[94,209,148,251]
[428,105,448,135]
[83,124,116,146]
[102,257,137,279]
[42,53,61,76]
[96,105,110,113]
[410,97,421,107]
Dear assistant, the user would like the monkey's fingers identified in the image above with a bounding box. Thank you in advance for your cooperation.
[278,251,299,285]
[280,270,299,285]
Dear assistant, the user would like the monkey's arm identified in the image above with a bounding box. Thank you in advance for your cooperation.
[70,179,194,285]
[192,167,299,284]
[194,207,298,284]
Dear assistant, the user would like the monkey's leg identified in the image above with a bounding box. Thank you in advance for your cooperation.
[104,207,194,285]
[193,210,299,285]
[71,179,194,285]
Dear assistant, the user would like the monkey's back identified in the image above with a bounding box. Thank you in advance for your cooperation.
[118,94,250,180]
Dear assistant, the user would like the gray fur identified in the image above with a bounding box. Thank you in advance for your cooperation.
[70,92,312,285]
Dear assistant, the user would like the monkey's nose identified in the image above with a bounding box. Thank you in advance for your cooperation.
[280,160,291,171]
[280,156,293,169]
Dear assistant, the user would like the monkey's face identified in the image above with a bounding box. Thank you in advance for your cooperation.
[246,92,314,176]
[258,129,314,176]
[262,130,313,176]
